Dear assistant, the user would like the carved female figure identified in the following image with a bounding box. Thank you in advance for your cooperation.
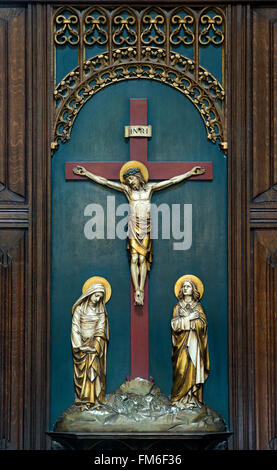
[71,276,111,408]
[171,275,210,409]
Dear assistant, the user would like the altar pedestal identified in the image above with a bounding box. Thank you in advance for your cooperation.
[47,431,232,451]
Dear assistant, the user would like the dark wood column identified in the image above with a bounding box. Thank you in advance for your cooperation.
[0,4,51,449]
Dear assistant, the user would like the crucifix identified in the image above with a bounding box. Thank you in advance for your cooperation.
[65,98,213,380]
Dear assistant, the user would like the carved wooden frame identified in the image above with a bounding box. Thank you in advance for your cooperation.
[1,0,277,450]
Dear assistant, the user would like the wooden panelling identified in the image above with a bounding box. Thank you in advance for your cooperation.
[227,3,254,450]
[252,230,277,450]
[0,4,51,450]
[0,9,26,202]
[250,8,277,448]
[0,15,6,189]
[252,9,277,202]
[27,3,52,450]
[0,8,28,450]
[227,4,277,450]
[0,229,26,449]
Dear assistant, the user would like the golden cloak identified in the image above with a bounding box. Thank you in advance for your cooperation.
[71,287,109,406]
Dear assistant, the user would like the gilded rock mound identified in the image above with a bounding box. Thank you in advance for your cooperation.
[54,378,226,433]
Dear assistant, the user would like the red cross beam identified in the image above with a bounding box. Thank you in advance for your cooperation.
[65,99,213,381]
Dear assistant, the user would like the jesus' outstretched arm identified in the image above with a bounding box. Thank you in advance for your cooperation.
[150,166,205,192]
[73,165,124,192]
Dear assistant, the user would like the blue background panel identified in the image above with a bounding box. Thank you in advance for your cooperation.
[50,79,228,429]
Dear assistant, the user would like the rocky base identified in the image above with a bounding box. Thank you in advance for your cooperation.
[54,378,226,433]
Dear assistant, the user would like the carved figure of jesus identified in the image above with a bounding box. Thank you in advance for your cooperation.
[73,162,205,306]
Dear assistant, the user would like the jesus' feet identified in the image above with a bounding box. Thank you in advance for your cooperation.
[135,289,144,306]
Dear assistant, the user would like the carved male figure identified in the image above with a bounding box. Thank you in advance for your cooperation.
[74,162,205,305]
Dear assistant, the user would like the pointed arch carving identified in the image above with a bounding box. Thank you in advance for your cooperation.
[52,4,226,154]
[83,6,109,47]
[111,6,138,47]
[53,6,81,46]
[53,49,224,152]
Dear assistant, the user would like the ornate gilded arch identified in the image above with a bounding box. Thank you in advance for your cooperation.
[52,4,226,154]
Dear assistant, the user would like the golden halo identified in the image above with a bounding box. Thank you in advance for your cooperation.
[174,274,204,299]
[120,160,149,183]
[82,276,112,303]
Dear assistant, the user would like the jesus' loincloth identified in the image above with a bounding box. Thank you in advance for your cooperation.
[126,213,153,271]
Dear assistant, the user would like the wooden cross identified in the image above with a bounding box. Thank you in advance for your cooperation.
[65,98,213,381]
